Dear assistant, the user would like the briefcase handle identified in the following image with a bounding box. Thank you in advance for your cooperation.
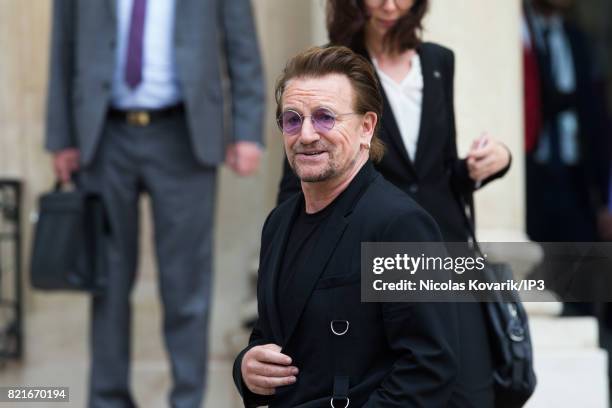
[54,173,81,192]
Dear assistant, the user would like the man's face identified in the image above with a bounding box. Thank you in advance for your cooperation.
[281,74,372,184]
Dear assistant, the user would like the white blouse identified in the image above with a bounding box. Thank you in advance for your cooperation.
[373,55,424,163]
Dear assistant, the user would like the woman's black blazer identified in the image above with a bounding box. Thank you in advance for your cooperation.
[278,41,510,242]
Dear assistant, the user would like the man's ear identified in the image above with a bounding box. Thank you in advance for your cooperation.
[361,112,377,144]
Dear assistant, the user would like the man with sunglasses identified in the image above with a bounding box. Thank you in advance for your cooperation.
[233,46,459,407]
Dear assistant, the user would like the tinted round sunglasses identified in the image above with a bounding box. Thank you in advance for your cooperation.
[276,108,358,136]
[364,0,414,9]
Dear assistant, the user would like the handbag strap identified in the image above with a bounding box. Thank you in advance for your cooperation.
[454,188,485,257]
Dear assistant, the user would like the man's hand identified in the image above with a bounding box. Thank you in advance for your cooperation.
[225,141,262,176]
[466,133,511,183]
[241,343,298,396]
[53,148,80,183]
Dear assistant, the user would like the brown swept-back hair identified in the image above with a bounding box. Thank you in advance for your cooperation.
[327,0,429,53]
[275,46,385,162]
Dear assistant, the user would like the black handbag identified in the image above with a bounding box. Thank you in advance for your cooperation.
[460,194,537,408]
[30,182,109,293]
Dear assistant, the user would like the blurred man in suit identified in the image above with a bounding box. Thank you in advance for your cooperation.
[45,0,264,406]
[523,0,610,244]
[523,0,611,321]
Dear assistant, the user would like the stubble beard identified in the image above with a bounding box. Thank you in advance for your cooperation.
[292,158,338,183]
[291,151,359,184]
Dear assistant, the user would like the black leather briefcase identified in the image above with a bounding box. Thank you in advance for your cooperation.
[30,183,109,294]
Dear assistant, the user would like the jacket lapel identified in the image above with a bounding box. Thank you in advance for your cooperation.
[380,88,417,176]
[263,195,302,345]
[106,0,117,21]
[280,213,348,347]
[413,44,438,172]
[352,37,418,177]
[281,163,377,348]
[174,0,188,39]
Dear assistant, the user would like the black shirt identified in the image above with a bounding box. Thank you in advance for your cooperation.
[277,197,337,338]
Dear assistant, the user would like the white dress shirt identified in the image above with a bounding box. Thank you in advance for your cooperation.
[112,0,182,109]
[373,55,423,163]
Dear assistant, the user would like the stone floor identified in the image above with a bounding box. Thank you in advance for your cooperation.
[6,290,610,408]
[0,279,241,408]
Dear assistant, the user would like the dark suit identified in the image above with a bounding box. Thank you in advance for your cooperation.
[45,1,264,407]
[278,41,499,406]
[234,163,459,407]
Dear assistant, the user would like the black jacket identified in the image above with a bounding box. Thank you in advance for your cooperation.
[278,41,510,242]
[234,163,459,407]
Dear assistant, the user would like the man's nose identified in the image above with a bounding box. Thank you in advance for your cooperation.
[298,117,320,145]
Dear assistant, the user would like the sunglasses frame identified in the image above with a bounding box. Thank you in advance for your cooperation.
[277,108,359,136]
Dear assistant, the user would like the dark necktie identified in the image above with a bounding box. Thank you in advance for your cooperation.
[125,0,147,89]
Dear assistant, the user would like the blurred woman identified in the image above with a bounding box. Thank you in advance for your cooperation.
[278,0,512,406]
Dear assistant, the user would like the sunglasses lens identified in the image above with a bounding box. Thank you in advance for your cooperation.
[312,109,336,132]
[281,111,302,135]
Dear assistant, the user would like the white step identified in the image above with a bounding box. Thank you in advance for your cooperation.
[525,348,608,408]
[529,316,600,350]
[524,315,609,407]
